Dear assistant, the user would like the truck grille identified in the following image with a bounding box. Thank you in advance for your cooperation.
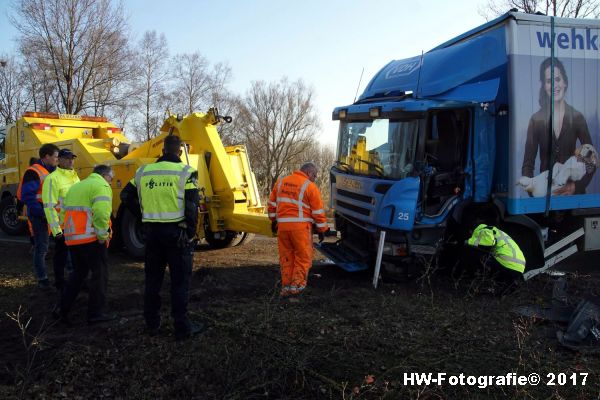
[336,200,371,216]
[336,189,372,204]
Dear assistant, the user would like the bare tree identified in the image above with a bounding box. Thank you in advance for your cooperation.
[20,47,58,113]
[171,52,232,115]
[213,90,243,146]
[88,36,136,118]
[479,0,600,19]
[10,0,131,114]
[131,31,170,141]
[0,56,31,124]
[234,78,320,195]
[301,140,336,208]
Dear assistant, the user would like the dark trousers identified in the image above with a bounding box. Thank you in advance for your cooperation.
[144,223,193,335]
[464,247,523,283]
[484,256,523,283]
[53,235,71,290]
[60,241,108,319]
[30,215,49,281]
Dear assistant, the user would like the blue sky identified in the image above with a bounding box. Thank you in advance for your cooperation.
[1,0,488,146]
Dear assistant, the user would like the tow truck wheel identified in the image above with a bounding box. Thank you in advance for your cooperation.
[204,230,252,249]
[121,208,145,258]
[230,232,254,247]
[0,197,27,236]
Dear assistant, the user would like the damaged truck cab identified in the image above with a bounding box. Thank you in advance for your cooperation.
[321,12,600,279]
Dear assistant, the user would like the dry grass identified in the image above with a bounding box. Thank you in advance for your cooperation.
[0,240,599,399]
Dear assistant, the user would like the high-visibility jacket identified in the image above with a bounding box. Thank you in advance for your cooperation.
[42,167,80,236]
[16,163,50,207]
[268,170,328,232]
[467,224,526,273]
[131,161,197,223]
[63,173,112,246]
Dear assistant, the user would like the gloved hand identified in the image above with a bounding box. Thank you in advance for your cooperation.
[318,232,325,243]
[54,232,64,241]
[271,220,278,234]
[177,228,189,248]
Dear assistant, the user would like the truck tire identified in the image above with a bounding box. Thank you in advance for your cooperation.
[0,197,27,236]
[204,230,253,249]
[121,208,145,258]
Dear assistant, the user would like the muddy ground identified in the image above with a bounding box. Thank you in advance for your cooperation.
[0,237,599,399]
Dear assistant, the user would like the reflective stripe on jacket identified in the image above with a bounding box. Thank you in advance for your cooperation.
[268,170,328,232]
[63,173,112,246]
[132,161,197,223]
[467,224,526,273]
[42,168,80,236]
[17,164,49,202]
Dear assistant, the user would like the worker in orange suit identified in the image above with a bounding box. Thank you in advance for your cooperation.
[268,162,329,298]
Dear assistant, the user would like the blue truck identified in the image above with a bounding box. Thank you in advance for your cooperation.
[319,11,600,280]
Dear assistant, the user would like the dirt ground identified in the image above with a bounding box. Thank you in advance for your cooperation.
[1,237,599,399]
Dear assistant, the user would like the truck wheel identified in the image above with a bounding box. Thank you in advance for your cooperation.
[0,197,27,236]
[121,209,145,258]
[230,232,254,247]
[380,259,417,283]
[204,230,239,249]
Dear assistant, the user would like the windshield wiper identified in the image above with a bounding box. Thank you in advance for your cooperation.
[356,159,384,176]
[334,161,354,173]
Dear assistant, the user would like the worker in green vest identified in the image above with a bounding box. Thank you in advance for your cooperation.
[42,149,80,291]
[466,224,526,283]
[120,134,203,341]
[53,165,116,325]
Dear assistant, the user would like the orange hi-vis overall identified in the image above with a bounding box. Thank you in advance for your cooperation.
[17,164,50,235]
[268,170,328,295]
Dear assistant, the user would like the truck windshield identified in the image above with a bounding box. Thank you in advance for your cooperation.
[336,119,419,179]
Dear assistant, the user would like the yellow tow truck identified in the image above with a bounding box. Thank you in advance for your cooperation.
[0,110,272,257]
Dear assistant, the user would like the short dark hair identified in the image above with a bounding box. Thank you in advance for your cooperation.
[93,164,113,176]
[163,135,182,155]
[39,143,59,159]
[300,162,318,175]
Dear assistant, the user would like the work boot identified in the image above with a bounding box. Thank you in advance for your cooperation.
[88,312,118,324]
[38,279,52,291]
[51,305,71,326]
[145,323,161,337]
[175,322,206,341]
[287,296,301,304]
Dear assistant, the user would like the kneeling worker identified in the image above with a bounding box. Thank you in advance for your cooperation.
[54,165,117,324]
[466,224,526,283]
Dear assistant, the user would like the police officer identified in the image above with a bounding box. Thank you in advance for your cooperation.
[121,135,202,341]
[54,165,116,324]
[42,149,80,291]
[466,224,526,283]
[17,143,59,289]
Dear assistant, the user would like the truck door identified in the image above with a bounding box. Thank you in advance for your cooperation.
[422,109,470,216]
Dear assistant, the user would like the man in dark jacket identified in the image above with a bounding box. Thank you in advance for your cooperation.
[17,143,59,288]
[121,135,202,341]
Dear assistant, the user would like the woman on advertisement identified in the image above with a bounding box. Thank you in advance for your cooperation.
[520,57,597,196]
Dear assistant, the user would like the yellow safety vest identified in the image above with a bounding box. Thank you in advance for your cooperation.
[467,224,526,273]
[63,173,112,245]
[132,161,198,223]
[42,167,80,236]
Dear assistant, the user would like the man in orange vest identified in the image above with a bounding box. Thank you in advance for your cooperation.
[268,162,329,299]
[53,165,116,324]
[17,143,59,289]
